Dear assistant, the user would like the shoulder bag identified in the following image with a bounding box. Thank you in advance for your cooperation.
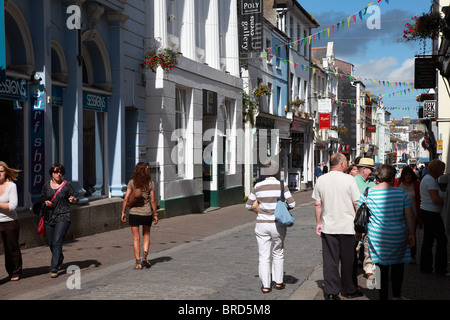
[354,187,370,233]
[274,181,294,227]
[38,181,68,236]
[126,187,143,208]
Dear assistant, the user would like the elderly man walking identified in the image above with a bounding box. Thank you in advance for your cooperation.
[354,158,377,282]
[312,153,363,300]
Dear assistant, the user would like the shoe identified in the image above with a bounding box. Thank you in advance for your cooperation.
[324,294,339,300]
[275,283,286,290]
[342,290,364,298]
[142,252,151,268]
[134,259,142,270]
[261,286,271,294]
[10,276,20,281]
[50,272,58,278]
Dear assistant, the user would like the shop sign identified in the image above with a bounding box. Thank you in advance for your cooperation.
[0,76,27,101]
[238,0,263,53]
[318,99,332,113]
[83,91,108,112]
[51,85,64,106]
[319,113,331,130]
[423,100,436,118]
[30,85,45,194]
[414,57,436,89]
[256,115,275,129]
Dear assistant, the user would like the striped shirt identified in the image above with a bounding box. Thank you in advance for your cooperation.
[246,177,295,222]
[357,187,412,265]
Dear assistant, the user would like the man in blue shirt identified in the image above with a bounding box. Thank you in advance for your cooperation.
[315,163,322,183]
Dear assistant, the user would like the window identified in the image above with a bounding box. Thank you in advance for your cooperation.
[175,88,187,177]
[224,100,235,174]
[83,110,105,197]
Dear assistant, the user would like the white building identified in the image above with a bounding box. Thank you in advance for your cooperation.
[144,0,244,216]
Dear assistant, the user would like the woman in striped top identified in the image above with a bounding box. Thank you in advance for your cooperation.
[246,160,295,293]
[357,164,415,300]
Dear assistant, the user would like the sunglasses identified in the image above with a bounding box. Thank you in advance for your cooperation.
[53,170,63,174]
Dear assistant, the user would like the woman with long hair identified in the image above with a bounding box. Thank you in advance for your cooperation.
[121,162,158,269]
[0,161,22,281]
[419,159,447,276]
[395,166,421,263]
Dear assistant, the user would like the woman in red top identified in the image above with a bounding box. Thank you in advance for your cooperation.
[395,166,421,263]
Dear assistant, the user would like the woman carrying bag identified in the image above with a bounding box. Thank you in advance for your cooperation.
[40,163,78,278]
[121,162,159,270]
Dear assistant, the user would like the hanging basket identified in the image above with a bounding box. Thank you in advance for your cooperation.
[142,48,179,73]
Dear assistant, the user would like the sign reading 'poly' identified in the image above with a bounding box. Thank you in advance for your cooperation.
[238,0,263,53]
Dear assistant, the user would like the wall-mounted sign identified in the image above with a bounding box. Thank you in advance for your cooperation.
[83,91,108,112]
[423,100,436,119]
[319,113,331,130]
[30,85,45,194]
[415,57,436,89]
[318,99,332,113]
[0,76,27,101]
[238,0,263,53]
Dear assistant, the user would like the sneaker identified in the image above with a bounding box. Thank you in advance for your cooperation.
[50,272,58,278]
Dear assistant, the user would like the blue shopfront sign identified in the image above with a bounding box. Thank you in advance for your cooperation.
[83,91,108,112]
[0,76,28,101]
[51,85,64,106]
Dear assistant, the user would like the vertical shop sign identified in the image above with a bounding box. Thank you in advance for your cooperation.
[30,85,46,194]
[238,0,263,53]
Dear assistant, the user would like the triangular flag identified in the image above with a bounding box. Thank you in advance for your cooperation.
[352,14,357,24]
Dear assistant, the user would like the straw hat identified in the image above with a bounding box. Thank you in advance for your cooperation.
[357,158,375,169]
[260,159,279,176]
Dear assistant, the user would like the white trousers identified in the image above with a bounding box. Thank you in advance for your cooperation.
[255,222,287,288]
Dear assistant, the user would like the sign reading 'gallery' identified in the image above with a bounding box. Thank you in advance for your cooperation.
[238,0,263,53]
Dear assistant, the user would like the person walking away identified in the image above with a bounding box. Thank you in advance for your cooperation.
[354,158,377,282]
[358,164,415,300]
[121,162,159,270]
[0,161,22,281]
[315,163,322,183]
[419,159,448,276]
[322,162,329,174]
[312,153,362,300]
[246,159,295,293]
[395,166,421,263]
[40,163,78,278]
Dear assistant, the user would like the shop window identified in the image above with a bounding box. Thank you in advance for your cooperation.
[52,106,62,164]
[174,88,186,178]
[0,101,24,206]
[83,110,105,197]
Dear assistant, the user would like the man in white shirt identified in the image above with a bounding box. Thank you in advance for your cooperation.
[312,153,362,300]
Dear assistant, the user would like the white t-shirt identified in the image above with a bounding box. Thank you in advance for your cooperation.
[420,174,444,213]
[312,171,361,235]
[0,182,19,222]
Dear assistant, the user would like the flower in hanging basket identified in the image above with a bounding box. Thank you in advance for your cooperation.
[289,98,305,108]
[143,48,179,73]
[253,84,271,97]
[401,12,442,42]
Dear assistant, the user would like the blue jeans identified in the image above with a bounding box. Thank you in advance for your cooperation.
[44,221,70,273]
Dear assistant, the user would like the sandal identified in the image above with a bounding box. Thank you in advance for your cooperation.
[261,286,271,294]
[142,252,151,268]
[134,259,142,270]
[275,283,286,290]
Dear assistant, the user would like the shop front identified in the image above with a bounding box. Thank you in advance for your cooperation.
[289,116,313,190]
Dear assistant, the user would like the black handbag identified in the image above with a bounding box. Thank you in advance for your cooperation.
[354,187,370,233]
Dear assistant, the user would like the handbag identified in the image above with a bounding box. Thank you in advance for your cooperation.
[354,187,371,233]
[38,181,68,236]
[274,181,294,227]
[126,188,143,208]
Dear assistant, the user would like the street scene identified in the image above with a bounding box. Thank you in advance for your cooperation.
[0,0,450,306]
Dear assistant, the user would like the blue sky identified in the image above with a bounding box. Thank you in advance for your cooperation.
[297,0,435,120]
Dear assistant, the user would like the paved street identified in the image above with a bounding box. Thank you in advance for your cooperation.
[1,189,449,302]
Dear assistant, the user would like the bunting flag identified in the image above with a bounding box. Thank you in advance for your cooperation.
[262,0,390,55]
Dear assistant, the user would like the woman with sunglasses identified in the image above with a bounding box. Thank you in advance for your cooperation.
[39,163,78,278]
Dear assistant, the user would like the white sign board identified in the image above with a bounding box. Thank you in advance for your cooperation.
[423,100,436,118]
[318,98,332,113]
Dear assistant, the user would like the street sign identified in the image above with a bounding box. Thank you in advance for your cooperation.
[423,100,436,118]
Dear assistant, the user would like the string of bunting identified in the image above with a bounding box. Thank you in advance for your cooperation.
[332,98,419,112]
[263,0,390,55]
